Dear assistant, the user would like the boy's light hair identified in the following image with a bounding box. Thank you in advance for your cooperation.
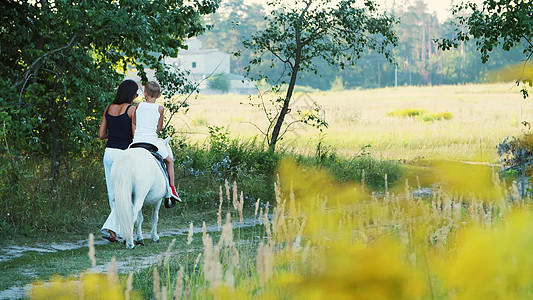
[145,81,161,98]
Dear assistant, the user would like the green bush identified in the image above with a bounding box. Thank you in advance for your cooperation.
[388,108,453,122]
[294,143,402,190]
[387,108,427,118]
[174,130,280,208]
[434,111,453,120]
[420,114,436,122]
[207,73,231,93]
[0,155,109,236]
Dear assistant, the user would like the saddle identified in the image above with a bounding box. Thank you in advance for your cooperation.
[129,142,176,208]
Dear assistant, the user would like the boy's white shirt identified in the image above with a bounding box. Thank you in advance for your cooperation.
[133,102,160,145]
[132,101,173,198]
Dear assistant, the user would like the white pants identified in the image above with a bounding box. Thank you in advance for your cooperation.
[131,138,169,159]
[101,206,122,238]
[103,147,124,210]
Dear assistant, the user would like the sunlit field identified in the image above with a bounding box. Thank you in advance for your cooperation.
[176,82,531,162]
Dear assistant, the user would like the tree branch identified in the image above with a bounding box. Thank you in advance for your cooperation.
[522,35,533,48]
[245,121,268,137]
[278,118,302,140]
[295,0,313,50]
[14,34,81,90]
[300,17,337,47]
[265,42,294,70]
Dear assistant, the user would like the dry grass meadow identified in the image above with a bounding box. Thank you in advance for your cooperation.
[175,82,531,162]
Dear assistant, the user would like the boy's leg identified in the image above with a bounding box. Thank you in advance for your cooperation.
[164,156,181,201]
[164,156,175,184]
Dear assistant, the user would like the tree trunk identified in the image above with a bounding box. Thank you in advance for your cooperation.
[50,96,60,181]
[268,0,311,152]
[269,62,299,152]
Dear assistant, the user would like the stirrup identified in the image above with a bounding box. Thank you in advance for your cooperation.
[164,197,176,209]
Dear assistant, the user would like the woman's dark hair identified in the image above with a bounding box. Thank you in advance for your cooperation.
[113,80,138,104]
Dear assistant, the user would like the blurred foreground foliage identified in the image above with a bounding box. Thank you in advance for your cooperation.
[27,158,533,300]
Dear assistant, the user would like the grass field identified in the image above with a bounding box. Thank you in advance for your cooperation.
[8,83,533,299]
[23,160,533,300]
[176,82,530,162]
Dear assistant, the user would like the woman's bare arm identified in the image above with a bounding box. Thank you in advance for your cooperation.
[131,107,137,138]
[98,106,109,140]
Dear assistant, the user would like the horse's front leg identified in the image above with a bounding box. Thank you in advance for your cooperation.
[150,200,162,243]
[134,208,144,246]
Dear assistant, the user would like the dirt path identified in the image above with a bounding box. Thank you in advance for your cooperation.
[0,217,262,300]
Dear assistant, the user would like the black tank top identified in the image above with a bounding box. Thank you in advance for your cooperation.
[105,105,133,150]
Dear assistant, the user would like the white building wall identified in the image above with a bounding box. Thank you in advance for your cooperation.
[167,51,230,75]
[204,52,230,74]
[185,38,203,51]
[124,38,254,95]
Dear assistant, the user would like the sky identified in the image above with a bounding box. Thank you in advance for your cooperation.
[383,0,460,20]
[378,0,485,21]
[244,0,485,22]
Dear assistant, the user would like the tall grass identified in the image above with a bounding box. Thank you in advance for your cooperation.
[0,155,109,236]
[140,160,533,298]
[28,158,533,299]
[15,83,533,298]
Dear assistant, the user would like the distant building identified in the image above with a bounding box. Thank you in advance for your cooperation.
[124,38,256,95]
[165,38,256,95]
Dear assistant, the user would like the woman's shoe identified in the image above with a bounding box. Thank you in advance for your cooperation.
[102,229,119,242]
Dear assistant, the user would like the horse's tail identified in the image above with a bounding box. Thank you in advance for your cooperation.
[111,156,134,243]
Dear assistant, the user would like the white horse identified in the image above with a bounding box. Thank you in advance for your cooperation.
[111,137,172,249]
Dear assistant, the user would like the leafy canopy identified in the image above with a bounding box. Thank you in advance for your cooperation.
[0,0,218,177]
[242,0,397,150]
[439,0,533,97]
[244,0,398,81]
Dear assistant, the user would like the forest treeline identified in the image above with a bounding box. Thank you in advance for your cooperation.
[200,0,525,90]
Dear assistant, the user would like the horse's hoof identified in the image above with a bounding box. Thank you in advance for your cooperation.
[153,239,160,243]
[126,242,135,250]
[135,239,145,246]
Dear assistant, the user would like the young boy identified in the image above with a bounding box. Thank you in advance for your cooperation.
[132,81,181,201]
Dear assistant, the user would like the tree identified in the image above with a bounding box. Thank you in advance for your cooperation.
[0,0,218,179]
[208,73,231,93]
[200,0,266,75]
[243,0,398,151]
[438,0,533,97]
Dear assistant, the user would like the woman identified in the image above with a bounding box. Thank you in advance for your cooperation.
[98,79,138,242]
